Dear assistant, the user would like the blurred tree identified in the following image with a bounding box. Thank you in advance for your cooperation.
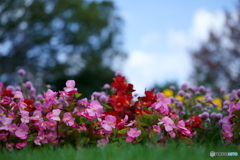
[0,0,126,96]
[190,2,240,92]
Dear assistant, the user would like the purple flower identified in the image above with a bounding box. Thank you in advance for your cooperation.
[181,84,188,90]
[177,90,185,96]
[126,128,141,142]
[43,89,59,107]
[115,71,122,76]
[18,69,26,75]
[103,84,111,89]
[25,81,33,89]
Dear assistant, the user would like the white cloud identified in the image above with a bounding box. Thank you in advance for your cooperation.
[122,9,226,94]
[140,32,161,48]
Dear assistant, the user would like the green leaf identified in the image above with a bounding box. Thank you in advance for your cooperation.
[102,103,112,110]
[149,132,161,143]
[74,93,82,99]
[179,137,194,145]
[59,123,69,131]
[142,112,152,119]
[26,133,37,142]
[117,128,129,134]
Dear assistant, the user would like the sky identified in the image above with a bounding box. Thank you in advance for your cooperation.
[113,0,236,94]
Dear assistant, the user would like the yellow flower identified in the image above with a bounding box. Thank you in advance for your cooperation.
[224,94,229,100]
[196,95,204,101]
[175,95,183,102]
[163,89,173,98]
[213,97,222,109]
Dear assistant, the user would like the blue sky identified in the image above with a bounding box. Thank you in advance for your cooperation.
[113,0,236,94]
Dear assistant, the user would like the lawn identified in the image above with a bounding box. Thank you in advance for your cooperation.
[1,143,239,160]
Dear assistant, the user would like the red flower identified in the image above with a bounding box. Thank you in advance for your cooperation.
[186,115,203,133]
[24,99,35,112]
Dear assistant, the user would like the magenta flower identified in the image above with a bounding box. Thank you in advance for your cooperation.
[16,141,27,149]
[152,125,161,135]
[102,115,116,131]
[20,110,30,123]
[0,117,13,130]
[151,92,171,115]
[86,101,103,118]
[15,123,29,139]
[64,80,77,92]
[62,112,75,126]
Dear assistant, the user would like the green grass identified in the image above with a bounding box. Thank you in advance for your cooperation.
[0,143,239,160]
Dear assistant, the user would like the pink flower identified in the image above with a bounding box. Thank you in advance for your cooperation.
[152,125,161,135]
[0,132,8,142]
[20,110,30,123]
[151,92,171,115]
[117,115,128,127]
[51,109,61,121]
[62,112,75,126]
[127,128,141,138]
[47,120,57,131]
[0,117,13,130]
[158,116,176,138]
[31,110,43,121]
[64,80,77,92]
[222,124,233,139]
[102,115,116,131]
[126,128,141,142]
[8,123,18,133]
[78,124,87,132]
[228,102,240,114]
[86,101,103,118]
[15,123,29,139]
[16,141,27,149]
[6,143,14,151]
[13,91,24,99]
[97,137,109,147]
[177,120,192,137]
[43,89,59,107]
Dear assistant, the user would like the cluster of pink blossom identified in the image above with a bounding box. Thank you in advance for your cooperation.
[0,70,197,151]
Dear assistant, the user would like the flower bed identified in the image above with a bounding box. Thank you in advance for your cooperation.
[0,70,239,150]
